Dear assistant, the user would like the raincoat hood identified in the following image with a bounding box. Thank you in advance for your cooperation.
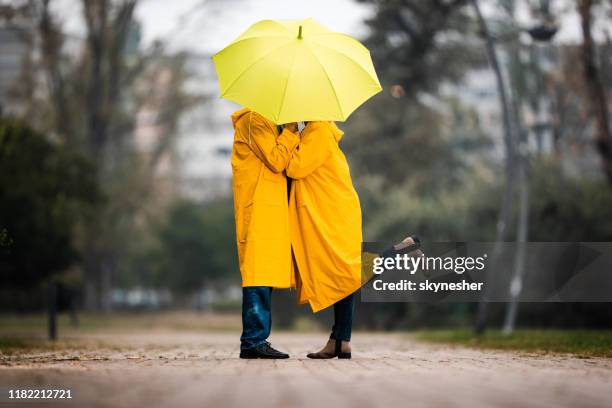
[329,122,344,142]
[308,121,344,142]
[231,108,251,129]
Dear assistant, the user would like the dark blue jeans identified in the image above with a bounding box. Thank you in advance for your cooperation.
[240,286,272,350]
[330,292,355,341]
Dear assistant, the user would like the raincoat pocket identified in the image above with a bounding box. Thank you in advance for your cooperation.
[259,169,284,206]
[238,201,254,243]
[233,170,257,208]
[263,167,284,182]
[295,185,308,208]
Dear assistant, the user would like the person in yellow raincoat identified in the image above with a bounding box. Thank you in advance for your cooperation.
[287,120,362,359]
[231,108,299,359]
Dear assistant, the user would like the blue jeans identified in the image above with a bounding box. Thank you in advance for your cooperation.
[330,292,355,341]
[240,286,272,350]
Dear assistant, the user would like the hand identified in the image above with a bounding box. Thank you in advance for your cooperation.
[283,122,298,133]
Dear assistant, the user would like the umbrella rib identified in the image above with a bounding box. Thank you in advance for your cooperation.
[220,41,293,96]
[308,38,381,86]
[304,45,344,119]
[213,33,288,58]
[276,46,299,122]
[214,20,294,54]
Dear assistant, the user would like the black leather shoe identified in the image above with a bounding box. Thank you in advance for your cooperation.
[240,342,289,359]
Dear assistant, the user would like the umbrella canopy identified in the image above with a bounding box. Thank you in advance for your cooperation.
[212,18,382,124]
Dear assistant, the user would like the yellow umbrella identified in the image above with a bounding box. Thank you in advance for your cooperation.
[212,18,382,124]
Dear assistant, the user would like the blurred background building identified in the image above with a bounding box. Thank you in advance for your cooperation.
[0,15,29,116]
[175,53,233,202]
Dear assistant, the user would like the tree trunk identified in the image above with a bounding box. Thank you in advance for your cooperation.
[100,254,114,313]
[79,0,138,311]
[83,0,109,158]
[471,0,519,335]
[36,0,74,145]
[578,0,612,185]
[69,288,80,327]
[83,251,100,311]
[47,280,57,341]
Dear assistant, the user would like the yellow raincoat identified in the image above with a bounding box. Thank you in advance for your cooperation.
[231,108,299,287]
[288,121,362,312]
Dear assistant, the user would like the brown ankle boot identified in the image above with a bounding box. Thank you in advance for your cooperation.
[394,235,423,257]
[307,339,351,359]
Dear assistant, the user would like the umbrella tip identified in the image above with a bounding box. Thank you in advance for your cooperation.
[298,25,303,40]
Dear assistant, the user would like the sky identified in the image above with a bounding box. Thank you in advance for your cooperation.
[135,0,374,54]
[53,0,609,55]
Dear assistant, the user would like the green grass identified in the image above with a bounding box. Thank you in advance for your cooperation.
[415,329,612,357]
[0,311,241,336]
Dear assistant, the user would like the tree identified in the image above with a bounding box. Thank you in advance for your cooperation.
[155,200,238,296]
[0,119,101,338]
[358,0,480,97]
[577,0,612,185]
[346,0,487,193]
[18,0,203,311]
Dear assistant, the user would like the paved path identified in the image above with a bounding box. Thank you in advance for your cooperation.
[1,332,611,407]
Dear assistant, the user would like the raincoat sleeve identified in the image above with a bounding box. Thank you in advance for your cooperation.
[286,128,333,179]
[247,116,299,173]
